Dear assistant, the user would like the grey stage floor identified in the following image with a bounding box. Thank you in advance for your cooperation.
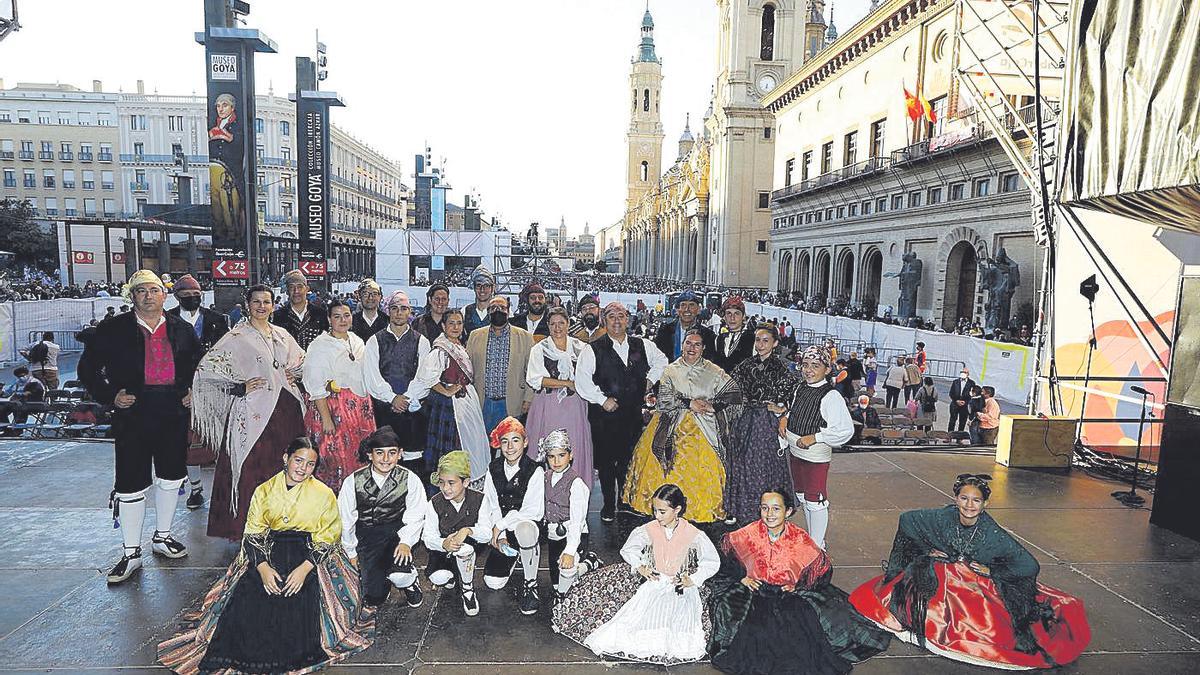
[0,439,1197,674]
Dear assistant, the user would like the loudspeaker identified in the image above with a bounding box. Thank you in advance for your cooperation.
[994,415,1076,469]
[1150,404,1200,541]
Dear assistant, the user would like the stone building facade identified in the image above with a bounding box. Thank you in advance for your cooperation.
[764,0,1043,329]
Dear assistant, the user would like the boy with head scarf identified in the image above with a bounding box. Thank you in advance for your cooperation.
[422,450,494,616]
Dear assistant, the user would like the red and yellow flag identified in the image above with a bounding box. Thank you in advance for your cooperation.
[920,91,938,123]
[903,87,923,122]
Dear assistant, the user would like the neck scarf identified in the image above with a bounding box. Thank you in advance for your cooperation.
[646,518,700,577]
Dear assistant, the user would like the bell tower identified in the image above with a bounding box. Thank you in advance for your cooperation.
[705,0,807,287]
[626,5,665,212]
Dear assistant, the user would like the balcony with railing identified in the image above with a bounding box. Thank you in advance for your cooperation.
[39,151,54,160]
[59,151,73,160]
[771,155,893,204]
[78,152,93,162]
[98,152,113,162]
[130,181,149,192]
[18,150,33,159]
[0,151,13,159]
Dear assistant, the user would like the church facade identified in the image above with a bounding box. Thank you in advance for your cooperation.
[763,0,1043,330]
[623,1,830,286]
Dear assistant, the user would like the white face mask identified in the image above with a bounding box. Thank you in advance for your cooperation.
[960,374,968,381]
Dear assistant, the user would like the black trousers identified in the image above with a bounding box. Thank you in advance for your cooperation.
[113,386,188,493]
[373,400,427,455]
[355,521,414,607]
[884,386,901,409]
[948,404,971,432]
[547,530,589,586]
[589,406,643,512]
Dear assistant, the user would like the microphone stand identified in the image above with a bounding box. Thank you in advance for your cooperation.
[1075,296,1097,457]
[1112,388,1149,507]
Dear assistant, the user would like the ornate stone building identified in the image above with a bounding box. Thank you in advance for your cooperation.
[624,116,711,282]
[764,0,1043,329]
[623,2,828,286]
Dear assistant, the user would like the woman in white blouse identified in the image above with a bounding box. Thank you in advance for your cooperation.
[524,308,594,487]
[301,300,375,489]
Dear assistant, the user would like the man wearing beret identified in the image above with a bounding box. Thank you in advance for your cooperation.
[511,282,551,341]
[569,295,607,344]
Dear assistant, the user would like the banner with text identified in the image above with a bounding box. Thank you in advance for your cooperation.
[205,40,258,285]
[297,96,330,277]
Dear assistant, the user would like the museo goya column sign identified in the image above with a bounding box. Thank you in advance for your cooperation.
[297,95,330,278]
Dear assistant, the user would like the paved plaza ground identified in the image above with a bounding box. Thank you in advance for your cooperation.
[1,438,1198,674]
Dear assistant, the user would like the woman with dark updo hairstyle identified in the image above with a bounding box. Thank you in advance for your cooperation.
[850,474,1091,669]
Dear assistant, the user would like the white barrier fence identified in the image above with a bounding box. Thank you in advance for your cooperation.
[1,292,216,364]
[743,302,1032,404]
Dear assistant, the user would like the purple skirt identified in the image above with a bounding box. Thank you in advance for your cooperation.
[524,389,594,488]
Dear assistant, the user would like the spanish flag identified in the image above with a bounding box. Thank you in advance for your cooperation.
[920,91,938,124]
[904,87,923,122]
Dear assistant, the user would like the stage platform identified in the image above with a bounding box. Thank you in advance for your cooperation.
[0,439,1196,673]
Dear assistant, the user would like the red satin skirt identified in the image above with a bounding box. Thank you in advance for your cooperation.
[849,562,1090,669]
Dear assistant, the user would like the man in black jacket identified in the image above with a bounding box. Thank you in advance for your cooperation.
[78,270,202,585]
[712,296,754,373]
[167,274,230,509]
[653,290,716,362]
[947,367,977,432]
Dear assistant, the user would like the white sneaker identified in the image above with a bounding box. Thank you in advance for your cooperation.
[151,533,188,559]
[107,549,143,584]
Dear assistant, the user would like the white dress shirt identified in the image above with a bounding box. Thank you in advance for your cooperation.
[525,336,584,390]
[362,324,432,403]
[336,467,428,559]
[574,335,669,406]
[546,470,590,558]
[483,461,546,532]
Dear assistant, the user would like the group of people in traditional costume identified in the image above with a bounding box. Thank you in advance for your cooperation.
[76,268,1091,673]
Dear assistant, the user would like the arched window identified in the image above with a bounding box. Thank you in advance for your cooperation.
[761,4,776,61]
[640,161,649,182]
[643,89,650,112]
[632,88,638,111]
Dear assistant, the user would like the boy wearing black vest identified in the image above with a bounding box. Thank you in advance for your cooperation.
[338,426,428,609]
[778,345,855,551]
[481,417,545,615]
[575,302,668,521]
[422,450,494,616]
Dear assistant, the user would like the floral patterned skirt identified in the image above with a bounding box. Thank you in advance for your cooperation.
[305,389,375,491]
[552,562,713,665]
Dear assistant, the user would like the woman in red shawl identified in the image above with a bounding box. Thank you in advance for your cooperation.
[708,488,889,674]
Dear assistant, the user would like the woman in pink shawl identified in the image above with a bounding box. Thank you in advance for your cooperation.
[192,284,306,540]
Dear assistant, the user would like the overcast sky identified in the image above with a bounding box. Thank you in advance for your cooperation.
[5,0,872,237]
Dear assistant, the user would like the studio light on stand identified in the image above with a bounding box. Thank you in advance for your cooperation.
[1075,274,1100,456]
[1112,384,1151,507]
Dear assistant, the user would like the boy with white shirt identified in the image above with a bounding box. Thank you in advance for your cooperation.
[337,426,428,609]
[541,428,600,600]
[778,345,854,550]
[422,450,494,616]
[481,417,545,614]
